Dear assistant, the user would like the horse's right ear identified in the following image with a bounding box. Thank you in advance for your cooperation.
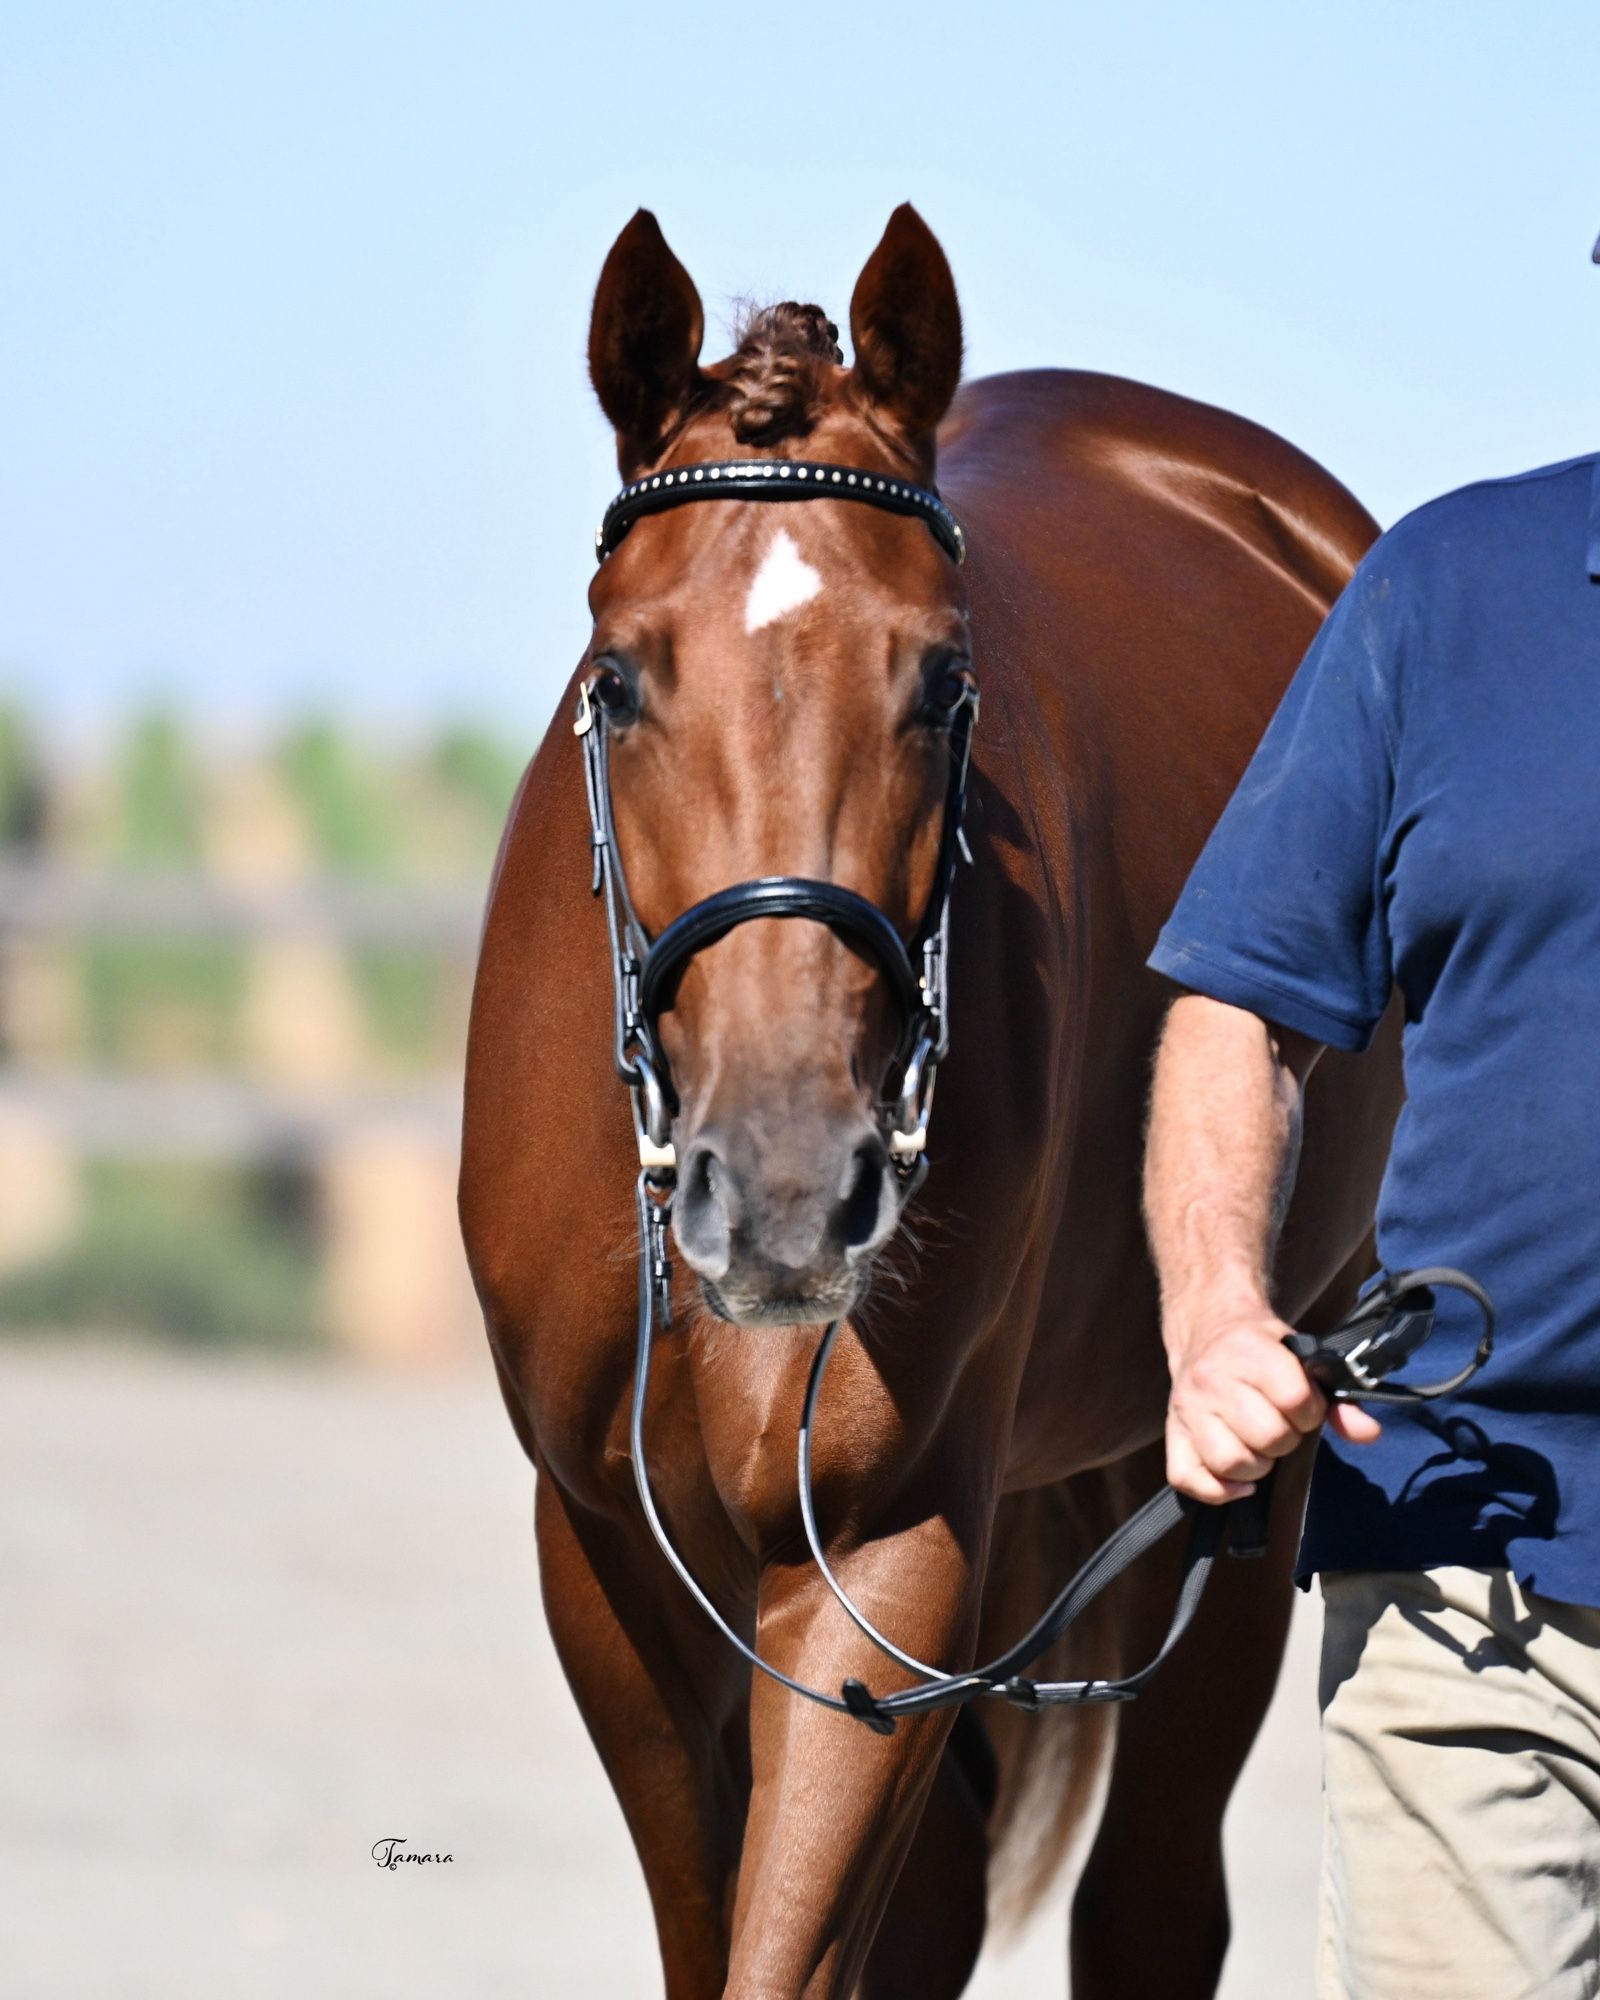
[588,211,706,474]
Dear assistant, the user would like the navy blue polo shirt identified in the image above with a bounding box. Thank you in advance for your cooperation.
[1149,453,1600,1609]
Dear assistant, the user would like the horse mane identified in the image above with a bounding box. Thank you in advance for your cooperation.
[698,301,844,447]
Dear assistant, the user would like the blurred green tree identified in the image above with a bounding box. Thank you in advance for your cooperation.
[279,720,448,1065]
[83,709,244,1067]
[0,1160,320,1348]
[431,725,523,830]
[279,719,397,875]
[0,703,47,849]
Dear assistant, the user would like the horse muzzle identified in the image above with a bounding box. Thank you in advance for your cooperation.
[673,1114,899,1327]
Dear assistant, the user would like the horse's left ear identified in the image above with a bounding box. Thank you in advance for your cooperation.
[847,205,963,442]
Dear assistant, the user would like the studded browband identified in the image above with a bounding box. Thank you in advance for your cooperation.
[595,459,966,567]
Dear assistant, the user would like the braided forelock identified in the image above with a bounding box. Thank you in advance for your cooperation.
[701,300,844,448]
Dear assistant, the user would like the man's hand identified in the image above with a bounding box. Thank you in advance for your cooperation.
[1164,1293,1382,1503]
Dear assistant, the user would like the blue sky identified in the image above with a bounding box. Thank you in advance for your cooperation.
[3,1,1598,740]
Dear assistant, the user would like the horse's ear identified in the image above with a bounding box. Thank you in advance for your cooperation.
[847,204,963,442]
[588,210,706,472]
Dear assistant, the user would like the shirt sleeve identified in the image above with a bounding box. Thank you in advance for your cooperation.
[1147,544,1403,1052]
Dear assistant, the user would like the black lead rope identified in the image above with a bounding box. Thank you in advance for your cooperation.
[1283,1266,1495,1404]
[628,1168,1504,1736]
[794,1267,1495,1730]
[626,1185,1495,1733]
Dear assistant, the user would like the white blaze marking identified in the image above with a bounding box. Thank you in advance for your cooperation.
[744,528,823,634]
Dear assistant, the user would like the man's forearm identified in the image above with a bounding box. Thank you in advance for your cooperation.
[1144,994,1311,1329]
[1144,994,1343,1503]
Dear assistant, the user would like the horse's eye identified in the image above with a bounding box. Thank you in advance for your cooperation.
[591,660,639,723]
[920,656,976,727]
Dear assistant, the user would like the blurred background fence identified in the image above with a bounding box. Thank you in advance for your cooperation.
[0,706,526,1363]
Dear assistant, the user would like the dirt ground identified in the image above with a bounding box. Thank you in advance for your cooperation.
[2,1341,1323,1997]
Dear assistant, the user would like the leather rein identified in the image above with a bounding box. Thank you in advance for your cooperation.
[579,456,1497,1733]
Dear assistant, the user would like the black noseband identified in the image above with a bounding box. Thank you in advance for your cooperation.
[640,877,923,1028]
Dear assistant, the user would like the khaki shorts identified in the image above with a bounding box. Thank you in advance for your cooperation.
[1318,1566,1600,2000]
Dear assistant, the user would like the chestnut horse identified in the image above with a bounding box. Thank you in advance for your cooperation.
[460,205,1402,1997]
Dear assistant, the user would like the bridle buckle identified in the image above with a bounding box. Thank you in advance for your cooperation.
[629,1050,677,1175]
[888,1029,939,1177]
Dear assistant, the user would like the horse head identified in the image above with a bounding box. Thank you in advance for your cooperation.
[583,204,971,1329]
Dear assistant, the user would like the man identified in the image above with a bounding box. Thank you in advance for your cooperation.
[1142,364,1600,1992]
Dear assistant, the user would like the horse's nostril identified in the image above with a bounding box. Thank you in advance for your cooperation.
[674,1138,736,1280]
[840,1140,889,1255]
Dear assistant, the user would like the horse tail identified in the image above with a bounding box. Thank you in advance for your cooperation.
[976,1470,1127,1932]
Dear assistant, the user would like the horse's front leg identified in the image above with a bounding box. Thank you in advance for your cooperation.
[723,1487,991,2000]
[535,1466,746,1998]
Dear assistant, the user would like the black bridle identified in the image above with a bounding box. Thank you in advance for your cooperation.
[582,459,976,1194]
[581,457,1496,1733]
